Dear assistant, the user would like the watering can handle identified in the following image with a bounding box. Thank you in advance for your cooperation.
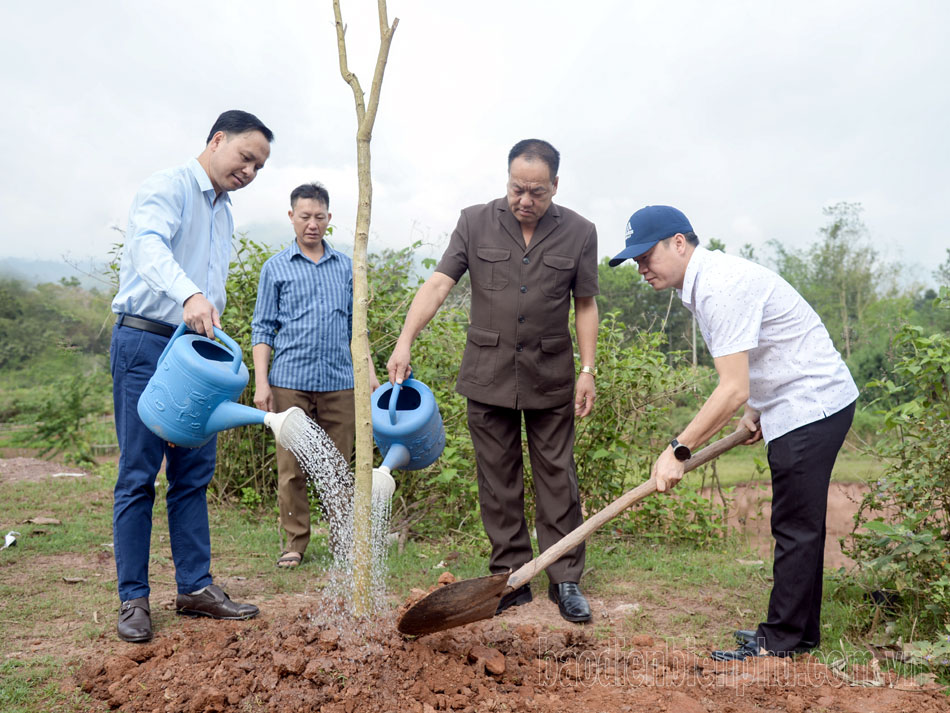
[388,371,413,425]
[156,323,243,375]
[212,327,244,374]
[156,322,188,368]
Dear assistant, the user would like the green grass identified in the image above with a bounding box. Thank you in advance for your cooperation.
[682,444,884,489]
[385,537,493,595]
[0,657,98,713]
[0,472,114,554]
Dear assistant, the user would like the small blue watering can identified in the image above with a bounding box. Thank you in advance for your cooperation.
[370,376,445,493]
[137,323,299,448]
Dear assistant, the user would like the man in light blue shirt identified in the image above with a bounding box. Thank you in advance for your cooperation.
[251,182,379,568]
[110,110,273,643]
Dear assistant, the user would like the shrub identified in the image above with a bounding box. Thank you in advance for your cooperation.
[843,287,950,677]
[214,234,279,502]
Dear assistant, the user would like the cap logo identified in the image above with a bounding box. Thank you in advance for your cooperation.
[625,220,634,240]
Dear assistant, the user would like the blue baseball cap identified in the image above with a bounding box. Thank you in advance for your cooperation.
[608,205,693,266]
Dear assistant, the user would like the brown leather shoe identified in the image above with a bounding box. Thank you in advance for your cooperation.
[175,584,259,620]
[117,597,152,643]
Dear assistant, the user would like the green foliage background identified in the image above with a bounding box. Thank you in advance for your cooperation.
[843,289,950,670]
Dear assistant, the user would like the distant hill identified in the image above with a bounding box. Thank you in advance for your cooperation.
[0,257,111,290]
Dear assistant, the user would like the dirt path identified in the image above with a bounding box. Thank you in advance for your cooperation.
[713,482,870,569]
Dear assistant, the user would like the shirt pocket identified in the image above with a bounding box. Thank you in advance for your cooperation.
[327,282,351,317]
[539,253,575,298]
[474,247,511,291]
[276,279,301,321]
[460,325,500,386]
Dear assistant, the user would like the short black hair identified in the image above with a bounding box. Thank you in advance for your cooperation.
[290,182,330,209]
[206,110,274,144]
[660,230,700,247]
[508,139,560,180]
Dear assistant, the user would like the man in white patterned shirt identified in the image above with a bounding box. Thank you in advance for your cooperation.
[609,205,858,661]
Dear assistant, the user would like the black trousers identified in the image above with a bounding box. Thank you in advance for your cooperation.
[467,398,585,584]
[756,401,856,654]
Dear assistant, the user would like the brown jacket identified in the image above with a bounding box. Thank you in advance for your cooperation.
[435,197,598,410]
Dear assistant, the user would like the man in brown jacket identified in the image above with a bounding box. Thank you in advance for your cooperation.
[387,139,599,622]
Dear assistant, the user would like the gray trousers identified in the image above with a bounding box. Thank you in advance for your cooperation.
[467,398,585,584]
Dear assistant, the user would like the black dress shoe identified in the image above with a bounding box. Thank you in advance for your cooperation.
[117,597,152,643]
[734,629,758,644]
[175,584,259,620]
[711,639,765,661]
[496,584,532,614]
[734,629,817,653]
[548,582,592,623]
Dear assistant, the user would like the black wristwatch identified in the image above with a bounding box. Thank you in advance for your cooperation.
[670,438,691,462]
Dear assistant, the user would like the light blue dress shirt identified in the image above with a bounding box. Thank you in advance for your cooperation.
[111,158,232,323]
[251,240,354,392]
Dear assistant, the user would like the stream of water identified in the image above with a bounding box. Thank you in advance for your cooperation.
[277,409,392,617]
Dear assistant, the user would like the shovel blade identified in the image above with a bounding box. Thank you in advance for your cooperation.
[397,572,510,636]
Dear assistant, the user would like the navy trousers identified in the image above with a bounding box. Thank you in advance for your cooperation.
[110,323,217,601]
[756,401,856,654]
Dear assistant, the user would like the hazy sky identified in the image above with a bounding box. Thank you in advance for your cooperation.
[2,1,947,284]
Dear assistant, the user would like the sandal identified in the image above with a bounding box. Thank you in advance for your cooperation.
[276,551,302,568]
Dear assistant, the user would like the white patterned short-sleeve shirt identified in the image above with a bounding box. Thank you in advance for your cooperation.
[678,247,859,443]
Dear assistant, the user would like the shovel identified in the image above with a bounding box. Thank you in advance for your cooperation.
[397,426,751,636]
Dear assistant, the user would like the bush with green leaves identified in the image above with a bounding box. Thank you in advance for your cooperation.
[214,234,279,502]
[844,287,950,677]
[573,314,727,543]
[25,367,113,467]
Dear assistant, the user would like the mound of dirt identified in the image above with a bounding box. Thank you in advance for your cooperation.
[77,601,947,713]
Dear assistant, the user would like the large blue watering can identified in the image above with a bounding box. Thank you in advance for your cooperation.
[137,323,300,448]
[370,376,446,493]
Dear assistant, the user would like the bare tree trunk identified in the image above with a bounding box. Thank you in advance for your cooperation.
[333,0,398,615]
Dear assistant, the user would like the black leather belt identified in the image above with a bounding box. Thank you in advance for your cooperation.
[116,313,175,338]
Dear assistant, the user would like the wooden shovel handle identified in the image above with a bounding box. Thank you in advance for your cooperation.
[507,426,752,590]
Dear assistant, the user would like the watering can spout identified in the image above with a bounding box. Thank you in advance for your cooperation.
[372,466,396,501]
[380,442,411,472]
[205,400,268,437]
[263,406,306,447]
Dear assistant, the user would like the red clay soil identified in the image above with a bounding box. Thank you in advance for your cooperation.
[78,589,948,713]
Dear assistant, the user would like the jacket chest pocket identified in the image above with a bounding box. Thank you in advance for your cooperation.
[539,253,575,298]
[474,247,510,291]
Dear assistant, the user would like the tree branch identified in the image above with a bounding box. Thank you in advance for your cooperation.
[361,17,398,140]
[333,0,366,124]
